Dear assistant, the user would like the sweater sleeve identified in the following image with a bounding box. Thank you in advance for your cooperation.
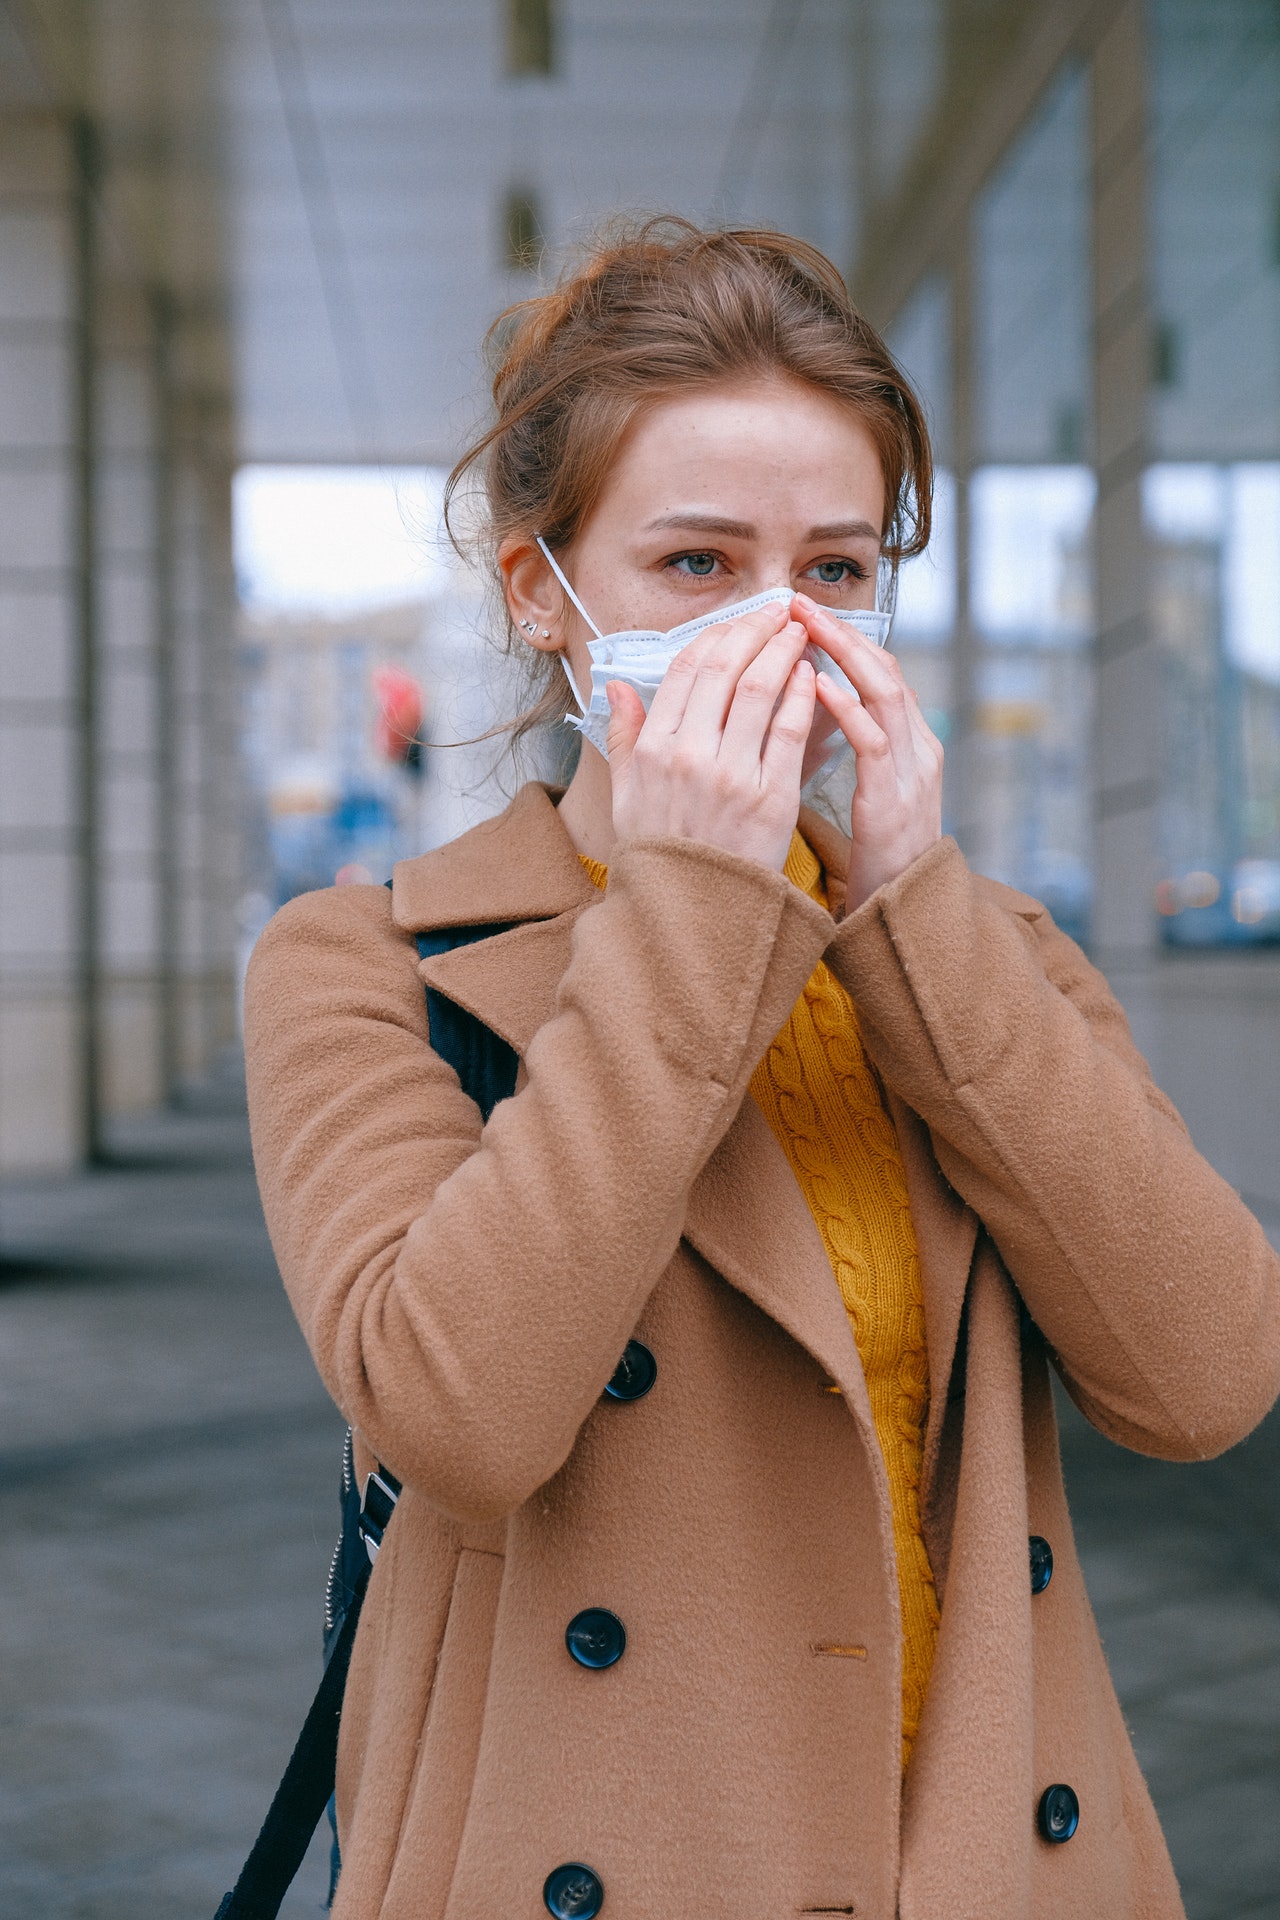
[822,836,1280,1462]
[244,837,832,1525]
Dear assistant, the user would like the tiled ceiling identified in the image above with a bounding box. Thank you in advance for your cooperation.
[2,0,863,461]
[222,0,857,463]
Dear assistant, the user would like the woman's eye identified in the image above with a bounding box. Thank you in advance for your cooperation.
[807,559,863,587]
[672,552,718,578]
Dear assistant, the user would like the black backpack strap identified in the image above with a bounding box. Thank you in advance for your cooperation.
[214,1600,361,1920]
[413,921,520,1122]
[213,914,516,1920]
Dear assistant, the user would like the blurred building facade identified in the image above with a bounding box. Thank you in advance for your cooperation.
[240,598,427,904]
[858,0,1280,1227]
[0,0,1277,1214]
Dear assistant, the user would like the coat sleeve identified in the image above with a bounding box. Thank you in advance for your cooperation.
[822,836,1280,1461]
[244,837,832,1525]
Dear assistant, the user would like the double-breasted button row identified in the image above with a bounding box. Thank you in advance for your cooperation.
[543,1348,653,1913]
[1028,1536,1073,1844]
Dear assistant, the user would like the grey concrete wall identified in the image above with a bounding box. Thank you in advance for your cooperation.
[169,434,239,1083]
[0,114,87,1172]
[1111,954,1280,1228]
[0,108,239,1173]
[95,280,167,1116]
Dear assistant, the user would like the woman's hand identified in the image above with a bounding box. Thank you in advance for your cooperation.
[792,592,944,912]
[605,602,816,872]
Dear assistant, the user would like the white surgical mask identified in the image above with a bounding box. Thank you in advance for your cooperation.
[535,536,892,759]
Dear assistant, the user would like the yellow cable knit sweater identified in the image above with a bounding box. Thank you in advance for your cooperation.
[578,834,939,1766]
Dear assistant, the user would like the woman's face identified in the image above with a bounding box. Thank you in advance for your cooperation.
[503,376,887,713]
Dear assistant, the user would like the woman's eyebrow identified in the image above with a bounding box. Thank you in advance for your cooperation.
[644,512,755,537]
[805,518,881,542]
[642,512,881,543]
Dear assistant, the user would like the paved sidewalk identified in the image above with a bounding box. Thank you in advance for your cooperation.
[1059,1383,1280,1919]
[0,1063,1276,1918]
[0,1063,341,1919]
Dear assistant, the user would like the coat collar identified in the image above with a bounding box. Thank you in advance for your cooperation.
[390,782,598,933]
[392,785,853,933]
[393,781,976,1434]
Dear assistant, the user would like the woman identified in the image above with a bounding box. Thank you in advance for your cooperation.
[244,222,1280,1920]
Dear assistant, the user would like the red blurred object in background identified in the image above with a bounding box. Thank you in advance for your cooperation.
[372,664,425,770]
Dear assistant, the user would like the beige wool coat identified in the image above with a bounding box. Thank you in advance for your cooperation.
[245,781,1280,1920]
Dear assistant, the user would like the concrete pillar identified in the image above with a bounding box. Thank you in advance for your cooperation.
[1090,0,1157,960]
[170,406,238,1083]
[0,113,91,1172]
[0,110,237,1171]
[94,279,168,1116]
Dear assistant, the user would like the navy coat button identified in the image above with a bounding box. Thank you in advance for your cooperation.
[1029,1535,1054,1595]
[1038,1783,1080,1843]
[603,1339,656,1401]
[566,1608,626,1669]
[543,1862,604,1917]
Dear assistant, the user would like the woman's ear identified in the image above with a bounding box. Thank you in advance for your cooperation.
[498,536,564,654]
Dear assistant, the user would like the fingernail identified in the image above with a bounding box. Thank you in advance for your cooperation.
[605,682,618,709]
[794,592,816,610]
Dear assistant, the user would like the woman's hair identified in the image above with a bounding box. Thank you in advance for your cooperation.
[446,216,933,744]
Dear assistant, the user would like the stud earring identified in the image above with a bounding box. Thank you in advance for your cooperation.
[519,618,537,634]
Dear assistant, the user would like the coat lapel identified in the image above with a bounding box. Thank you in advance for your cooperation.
[390,781,596,931]
[415,908,591,1058]
[888,1092,979,1503]
[390,784,597,1057]
[680,1094,882,1446]
[801,804,979,1452]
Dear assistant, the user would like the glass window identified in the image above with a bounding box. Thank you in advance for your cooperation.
[1149,0,1280,945]
[969,67,1093,942]
[887,276,954,782]
[1151,0,1280,460]
[888,271,952,467]
[1148,462,1280,942]
[973,67,1089,466]
[968,467,1094,940]
[851,0,947,216]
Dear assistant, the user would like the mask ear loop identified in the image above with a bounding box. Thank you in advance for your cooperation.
[536,535,601,716]
[535,536,603,638]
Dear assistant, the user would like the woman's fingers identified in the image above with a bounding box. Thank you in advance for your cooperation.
[671,604,796,740]
[793,594,918,766]
[643,602,788,738]
[903,681,946,772]
[604,680,647,781]
[609,608,813,872]
[716,618,810,770]
[814,668,892,775]
[760,657,817,791]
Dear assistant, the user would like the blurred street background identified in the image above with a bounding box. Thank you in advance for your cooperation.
[0,0,1277,1913]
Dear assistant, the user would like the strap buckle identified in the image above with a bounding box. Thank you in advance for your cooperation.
[358,1465,402,1563]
